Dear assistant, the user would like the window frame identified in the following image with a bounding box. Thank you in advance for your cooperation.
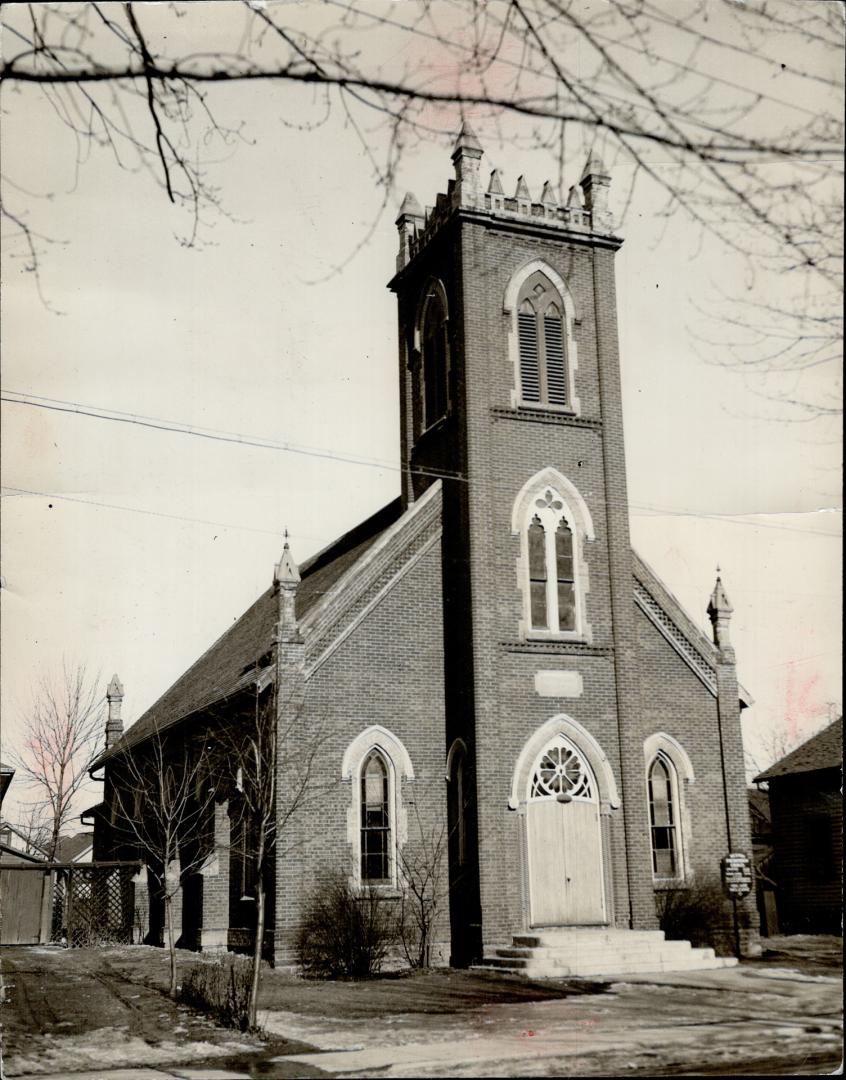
[341,726,414,892]
[360,750,392,885]
[647,753,680,881]
[504,260,580,416]
[415,279,451,435]
[512,471,593,643]
[643,734,695,887]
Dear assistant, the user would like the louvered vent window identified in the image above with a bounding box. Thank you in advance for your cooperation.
[422,290,449,429]
[516,273,569,408]
[518,301,540,403]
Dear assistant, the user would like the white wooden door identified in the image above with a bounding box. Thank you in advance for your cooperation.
[526,734,605,926]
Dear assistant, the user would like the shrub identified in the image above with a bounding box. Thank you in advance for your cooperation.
[179,955,254,1031]
[655,878,735,955]
[296,875,396,979]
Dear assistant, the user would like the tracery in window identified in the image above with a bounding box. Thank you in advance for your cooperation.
[360,751,391,882]
[517,272,568,408]
[648,754,678,879]
[525,489,578,634]
[421,288,449,429]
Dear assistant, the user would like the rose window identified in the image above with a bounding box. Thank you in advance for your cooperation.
[530,738,593,800]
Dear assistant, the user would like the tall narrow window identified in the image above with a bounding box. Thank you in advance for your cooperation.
[360,752,390,882]
[528,516,548,629]
[522,487,581,636]
[516,273,568,408]
[422,290,449,429]
[556,519,576,631]
[648,756,678,878]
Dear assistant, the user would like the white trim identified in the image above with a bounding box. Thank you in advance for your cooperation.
[643,734,694,884]
[643,732,695,783]
[509,713,620,812]
[511,468,594,643]
[342,725,415,782]
[342,728,414,890]
[300,480,441,640]
[503,259,580,414]
[306,528,441,677]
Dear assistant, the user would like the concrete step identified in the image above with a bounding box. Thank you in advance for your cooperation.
[480,928,737,980]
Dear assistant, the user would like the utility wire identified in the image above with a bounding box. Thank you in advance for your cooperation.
[1,390,469,484]
[4,392,840,538]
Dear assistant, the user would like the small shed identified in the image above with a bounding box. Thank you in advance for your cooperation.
[755,718,842,935]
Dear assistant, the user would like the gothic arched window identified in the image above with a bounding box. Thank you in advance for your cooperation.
[524,489,578,634]
[360,751,391,883]
[648,754,679,879]
[517,272,568,408]
[421,288,449,429]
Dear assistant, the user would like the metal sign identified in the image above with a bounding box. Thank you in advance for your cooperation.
[721,852,752,898]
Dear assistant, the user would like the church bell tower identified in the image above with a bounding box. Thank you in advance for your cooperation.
[388,125,656,961]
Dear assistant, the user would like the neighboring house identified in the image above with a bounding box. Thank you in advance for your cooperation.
[55,832,94,864]
[92,126,757,968]
[748,787,778,936]
[754,717,843,935]
[0,819,49,864]
[0,762,14,808]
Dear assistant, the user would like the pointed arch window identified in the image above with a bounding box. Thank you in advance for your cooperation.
[421,288,449,429]
[648,754,679,879]
[517,272,568,408]
[360,751,391,882]
[524,488,579,635]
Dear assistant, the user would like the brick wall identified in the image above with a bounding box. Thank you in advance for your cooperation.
[273,528,449,965]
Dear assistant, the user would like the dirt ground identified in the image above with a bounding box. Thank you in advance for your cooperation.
[0,937,841,1078]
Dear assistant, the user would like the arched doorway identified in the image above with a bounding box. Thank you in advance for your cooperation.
[525,732,606,926]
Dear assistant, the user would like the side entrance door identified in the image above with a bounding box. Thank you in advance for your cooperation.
[526,733,606,926]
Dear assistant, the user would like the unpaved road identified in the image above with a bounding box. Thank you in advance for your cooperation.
[0,941,841,1078]
[0,946,318,1078]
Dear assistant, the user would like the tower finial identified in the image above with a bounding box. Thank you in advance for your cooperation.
[707,570,734,651]
[451,119,483,161]
[451,120,484,208]
[105,674,125,750]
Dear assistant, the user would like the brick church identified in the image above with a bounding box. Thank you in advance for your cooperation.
[93,124,758,972]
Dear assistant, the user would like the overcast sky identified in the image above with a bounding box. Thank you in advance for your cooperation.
[1,1,841,827]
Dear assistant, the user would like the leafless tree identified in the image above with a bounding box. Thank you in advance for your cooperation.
[11,803,52,858]
[110,724,215,997]
[216,680,326,1029]
[396,797,450,969]
[1,1,841,416]
[13,662,104,859]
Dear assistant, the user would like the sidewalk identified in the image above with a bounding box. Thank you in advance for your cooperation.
[260,964,843,1077]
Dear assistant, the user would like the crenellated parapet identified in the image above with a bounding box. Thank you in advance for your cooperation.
[396,123,615,271]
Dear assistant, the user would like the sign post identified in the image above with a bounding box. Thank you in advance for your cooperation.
[721,852,752,959]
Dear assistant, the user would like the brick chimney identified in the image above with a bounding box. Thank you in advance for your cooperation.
[105,674,124,749]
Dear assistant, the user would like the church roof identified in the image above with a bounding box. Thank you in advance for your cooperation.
[95,493,751,766]
[754,717,842,782]
[93,497,403,765]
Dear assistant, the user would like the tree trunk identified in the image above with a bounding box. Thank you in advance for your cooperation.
[165,890,177,998]
[248,861,265,1030]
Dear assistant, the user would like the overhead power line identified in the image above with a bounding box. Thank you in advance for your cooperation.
[3,391,840,538]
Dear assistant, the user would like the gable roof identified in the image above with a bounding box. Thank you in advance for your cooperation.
[94,497,403,766]
[0,761,14,806]
[55,831,95,862]
[754,717,843,782]
[632,551,753,707]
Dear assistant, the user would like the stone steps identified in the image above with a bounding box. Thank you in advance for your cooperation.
[479,927,738,979]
